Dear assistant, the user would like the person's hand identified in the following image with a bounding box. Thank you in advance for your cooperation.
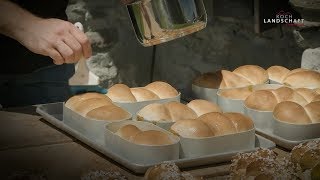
[14,18,92,65]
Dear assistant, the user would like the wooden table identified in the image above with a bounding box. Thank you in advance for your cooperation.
[0,106,291,180]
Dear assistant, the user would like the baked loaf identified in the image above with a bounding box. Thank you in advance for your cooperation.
[218,86,254,100]
[193,65,268,89]
[137,100,221,122]
[107,81,178,103]
[230,148,299,180]
[291,140,320,175]
[115,124,173,146]
[283,69,320,88]
[144,162,202,180]
[267,66,290,83]
[65,93,131,121]
[170,112,254,138]
[244,87,318,111]
[273,101,320,124]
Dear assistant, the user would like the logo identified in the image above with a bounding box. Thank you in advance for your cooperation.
[264,11,304,26]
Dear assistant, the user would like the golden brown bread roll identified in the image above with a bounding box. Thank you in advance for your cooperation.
[272,87,308,106]
[283,70,320,88]
[233,65,269,84]
[144,81,179,99]
[313,95,320,102]
[221,70,252,88]
[224,113,254,132]
[295,88,320,103]
[267,66,290,83]
[186,99,222,116]
[164,102,198,122]
[192,72,224,89]
[130,87,160,101]
[65,92,111,108]
[244,90,278,111]
[85,105,131,120]
[291,140,320,171]
[115,124,141,141]
[218,86,253,100]
[107,84,137,103]
[304,101,320,123]
[131,130,173,146]
[285,68,309,77]
[72,98,112,116]
[170,119,214,138]
[273,101,311,124]
[198,112,237,136]
[316,88,320,94]
[137,104,171,122]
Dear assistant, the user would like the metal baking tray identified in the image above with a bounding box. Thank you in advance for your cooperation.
[36,102,276,174]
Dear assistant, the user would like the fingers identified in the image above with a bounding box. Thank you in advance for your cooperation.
[46,48,64,65]
[69,26,92,59]
[54,41,75,64]
[62,33,82,62]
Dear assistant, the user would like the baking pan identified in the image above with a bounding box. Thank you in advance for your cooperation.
[36,102,276,174]
[244,106,273,132]
[63,105,131,145]
[105,121,180,164]
[179,128,256,158]
[192,84,218,103]
[114,93,181,119]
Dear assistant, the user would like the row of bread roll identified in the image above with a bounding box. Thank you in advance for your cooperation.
[170,112,254,138]
[137,100,222,122]
[115,124,173,146]
[193,65,269,89]
[267,66,320,88]
[244,87,320,111]
[230,148,299,179]
[106,81,179,103]
[65,92,131,121]
[144,162,202,180]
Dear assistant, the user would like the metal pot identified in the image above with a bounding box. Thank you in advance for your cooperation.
[126,0,207,46]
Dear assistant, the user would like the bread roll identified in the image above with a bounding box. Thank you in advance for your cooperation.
[186,100,222,116]
[72,98,112,115]
[144,162,181,180]
[316,88,320,94]
[136,103,171,122]
[116,124,141,141]
[233,65,268,84]
[145,81,178,99]
[224,113,254,132]
[244,90,278,111]
[283,70,320,88]
[304,101,320,123]
[291,140,320,171]
[267,66,290,83]
[131,130,173,145]
[221,70,252,88]
[170,119,214,138]
[313,95,320,102]
[273,101,311,124]
[165,102,197,122]
[198,112,237,136]
[295,88,319,103]
[85,105,131,120]
[272,87,308,106]
[107,84,137,103]
[130,87,160,101]
[192,72,224,89]
[219,86,253,100]
[65,92,111,108]
[285,68,308,77]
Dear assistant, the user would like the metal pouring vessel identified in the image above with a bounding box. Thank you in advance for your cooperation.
[126,0,207,46]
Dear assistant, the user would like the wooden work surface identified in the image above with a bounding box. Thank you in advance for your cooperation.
[0,106,291,180]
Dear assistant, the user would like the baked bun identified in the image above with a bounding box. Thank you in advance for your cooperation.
[230,148,298,179]
[273,101,311,124]
[65,92,111,108]
[291,140,320,171]
[233,65,269,84]
[164,102,198,121]
[144,162,202,180]
[85,105,131,120]
[267,66,290,83]
[186,100,222,117]
[244,90,278,111]
[107,84,137,103]
[224,113,254,132]
[144,81,179,99]
[272,87,308,106]
[295,88,320,103]
[193,65,268,89]
[304,101,320,123]
[283,70,320,88]
[130,87,160,101]
[115,124,141,141]
[131,130,173,146]
[170,119,214,138]
[171,112,253,138]
[218,86,253,100]
[137,103,171,122]
[198,112,237,136]
[316,88,320,94]
[65,92,130,121]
